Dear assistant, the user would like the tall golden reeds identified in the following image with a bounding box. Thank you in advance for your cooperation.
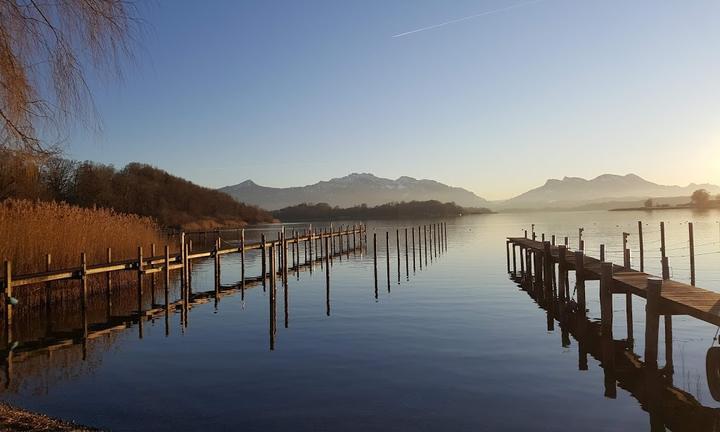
[0,199,167,275]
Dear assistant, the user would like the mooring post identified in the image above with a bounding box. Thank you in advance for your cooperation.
[524,230,528,239]
[531,224,536,241]
[164,245,170,310]
[689,222,695,286]
[261,234,267,284]
[137,246,144,317]
[424,225,428,265]
[240,229,245,291]
[638,221,644,272]
[543,242,553,300]
[660,222,669,279]
[665,315,673,372]
[404,228,409,278]
[600,244,605,262]
[506,241,511,273]
[645,278,662,368]
[150,243,157,306]
[45,253,53,327]
[269,244,276,351]
[558,246,567,300]
[80,252,88,340]
[622,232,630,269]
[386,231,390,292]
[578,227,584,251]
[396,229,400,283]
[373,233,378,296]
[575,251,586,313]
[551,235,555,246]
[600,262,614,336]
[541,233,545,243]
[2,260,12,345]
[564,236,568,247]
[325,235,330,316]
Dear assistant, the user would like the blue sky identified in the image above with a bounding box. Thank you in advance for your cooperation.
[68,0,720,200]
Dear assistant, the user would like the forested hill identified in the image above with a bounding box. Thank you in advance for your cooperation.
[272,201,491,222]
[0,152,274,229]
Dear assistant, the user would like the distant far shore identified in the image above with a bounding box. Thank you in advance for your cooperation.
[610,204,720,212]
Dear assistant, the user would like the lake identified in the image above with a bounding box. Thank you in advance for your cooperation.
[2,209,720,431]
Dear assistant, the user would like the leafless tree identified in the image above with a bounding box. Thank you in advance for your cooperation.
[0,0,138,155]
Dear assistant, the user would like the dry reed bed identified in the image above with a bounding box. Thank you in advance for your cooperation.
[0,199,169,276]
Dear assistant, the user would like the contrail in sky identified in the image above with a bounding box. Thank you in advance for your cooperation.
[392,0,544,38]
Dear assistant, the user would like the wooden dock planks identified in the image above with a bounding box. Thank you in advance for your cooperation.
[508,237,720,326]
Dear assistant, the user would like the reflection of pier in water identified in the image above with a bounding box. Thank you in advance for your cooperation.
[0,223,449,392]
[509,266,720,431]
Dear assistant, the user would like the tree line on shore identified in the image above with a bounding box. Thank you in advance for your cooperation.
[272,200,491,222]
[0,150,274,229]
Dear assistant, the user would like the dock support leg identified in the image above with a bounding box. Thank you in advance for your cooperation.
[644,278,662,368]
[575,251,586,315]
[600,262,614,337]
[558,246,567,302]
[665,315,673,373]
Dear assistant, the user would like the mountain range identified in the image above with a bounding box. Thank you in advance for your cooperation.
[219,173,489,210]
[498,174,720,209]
[219,173,720,211]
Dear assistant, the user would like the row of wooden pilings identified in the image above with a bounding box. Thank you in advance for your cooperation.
[521,220,703,286]
[506,236,671,371]
[0,225,368,348]
[371,223,448,298]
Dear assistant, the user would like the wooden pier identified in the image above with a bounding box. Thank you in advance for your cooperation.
[506,232,720,368]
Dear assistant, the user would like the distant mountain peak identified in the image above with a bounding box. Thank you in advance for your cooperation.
[502,173,720,209]
[219,173,488,210]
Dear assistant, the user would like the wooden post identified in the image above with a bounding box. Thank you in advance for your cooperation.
[575,251,586,313]
[240,229,245,291]
[80,253,88,339]
[45,254,52,324]
[660,222,669,279]
[558,246,567,301]
[578,227,584,250]
[373,233,378,298]
[622,232,630,269]
[137,246,144,317]
[2,260,11,345]
[325,235,330,316]
[412,227,416,272]
[600,262,613,336]
[645,278,662,368]
[541,233,545,243]
[600,244,605,262]
[386,231,390,292]
[689,222,695,286]
[105,248,112,317]
[543,242,553,300]
[269,244,276,351]
[418,226,423,270]
[164,245,170,336]
[506,241,511,273]
[531,224,536,240]
[404,228,409,279]
[564,236,568,247]
[551,235,555,246]
[638,221,644,272]
[396,229,400,283]
[151,243,157,306]
[424,225,428,266]
[665,315,673,372]
[261,234,267,284]
[214,238,220,297]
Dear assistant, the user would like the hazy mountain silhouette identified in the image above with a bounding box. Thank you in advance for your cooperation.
[498,174,720,209]
[219,173,488,210]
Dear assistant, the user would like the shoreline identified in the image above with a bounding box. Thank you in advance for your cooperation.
[0,402,99,431]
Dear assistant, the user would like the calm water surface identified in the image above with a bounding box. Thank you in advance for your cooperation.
[3,210,720,431]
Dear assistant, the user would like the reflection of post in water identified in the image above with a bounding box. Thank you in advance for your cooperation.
[418,226,422,270]
[80,253,89,342]
[325,236,330,316]
[269,244,277,351]
[151,243,157,307]
[45,254,52,334]
[424,225,428,266]
[602,334,617,399]
[385,231,390,293]
[261,234,267,292]
[373,233,378,300]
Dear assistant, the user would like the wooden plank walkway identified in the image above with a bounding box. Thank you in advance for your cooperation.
[508,237,720,327]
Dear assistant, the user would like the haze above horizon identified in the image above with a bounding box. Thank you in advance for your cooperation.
[67,0,720,200]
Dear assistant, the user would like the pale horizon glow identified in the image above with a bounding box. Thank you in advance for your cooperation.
[66,0,720,201]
